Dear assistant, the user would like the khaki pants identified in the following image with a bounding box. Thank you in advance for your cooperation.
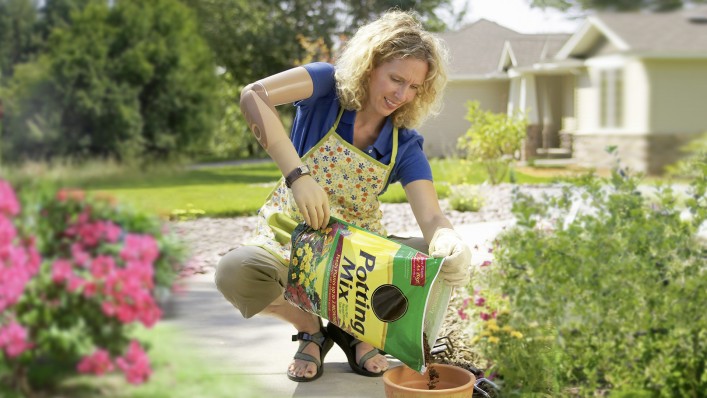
[214,235,428,318]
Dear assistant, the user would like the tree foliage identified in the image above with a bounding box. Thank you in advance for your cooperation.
[182,0,456,87]
[1,0,219,163]
[0,0,39,78]
[531,0,707,12]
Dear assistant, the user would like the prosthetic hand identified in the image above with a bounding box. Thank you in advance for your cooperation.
[240,67,330,229]
[290,175,330,230]
[429,228,471,287]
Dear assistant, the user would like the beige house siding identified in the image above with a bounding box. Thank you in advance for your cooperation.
[646,58,707,133]
[573,57,707,173]
[421,79,509,158]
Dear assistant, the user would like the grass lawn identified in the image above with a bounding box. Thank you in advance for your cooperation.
[8,159,576,217]
[0,323,265,398]
[4,158,562,218]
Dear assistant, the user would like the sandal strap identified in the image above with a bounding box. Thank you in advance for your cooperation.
[292,331,327,349]
[357,348,379,370]
[293,351,321,367]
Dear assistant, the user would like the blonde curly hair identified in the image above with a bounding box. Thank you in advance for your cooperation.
[335,10,449,129]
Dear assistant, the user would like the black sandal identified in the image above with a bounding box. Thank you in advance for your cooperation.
[287,326,334,382]
[326,323,386,377]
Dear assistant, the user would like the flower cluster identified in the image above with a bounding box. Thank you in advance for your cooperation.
[0,180,40,359]
[0,180,185,392]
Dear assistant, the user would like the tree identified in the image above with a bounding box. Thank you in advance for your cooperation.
[1,0,219,163]
[0,0,38,78]
[531,0,707,12]
[35,0,95,44]
[339,0,458,33]
[182,0,456,87]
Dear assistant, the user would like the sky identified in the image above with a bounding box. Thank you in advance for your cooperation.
[445,0,584,33]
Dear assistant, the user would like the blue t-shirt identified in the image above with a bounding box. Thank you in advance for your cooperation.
[290,62,433,192]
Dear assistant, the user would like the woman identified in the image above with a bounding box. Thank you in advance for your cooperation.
[215,10,471,382]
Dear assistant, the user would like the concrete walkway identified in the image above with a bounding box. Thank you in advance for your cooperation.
[168,219,514,397]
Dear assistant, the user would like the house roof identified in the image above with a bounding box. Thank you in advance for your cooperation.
[556,6,707,59]
[500,36,569,69]
[439,19,570,78]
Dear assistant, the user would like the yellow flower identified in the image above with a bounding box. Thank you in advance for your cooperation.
[511,331,523,339]
[292,258,299,266]
[296,248,304,257]
[488,336,500,344]
[484,318,499,331]
[470,336,481,345]
[501,325,513,333]
[480,331,491,337]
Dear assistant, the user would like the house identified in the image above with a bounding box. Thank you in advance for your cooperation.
[422,7,707,174]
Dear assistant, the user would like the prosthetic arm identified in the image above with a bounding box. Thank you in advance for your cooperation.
[404,180,472,287]
[240,67,330,229]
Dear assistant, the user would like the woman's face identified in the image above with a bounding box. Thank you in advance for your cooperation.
[366,57,428,119]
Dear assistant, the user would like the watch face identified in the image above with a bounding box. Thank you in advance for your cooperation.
[300,165,311,174]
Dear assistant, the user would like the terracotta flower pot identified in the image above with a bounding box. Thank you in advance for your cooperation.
[383,364,476,398]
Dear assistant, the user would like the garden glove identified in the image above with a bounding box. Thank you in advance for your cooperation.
[429,228,471,287]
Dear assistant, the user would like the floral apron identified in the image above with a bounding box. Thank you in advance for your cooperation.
[246,107,398,264]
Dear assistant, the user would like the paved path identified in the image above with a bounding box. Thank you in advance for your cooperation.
[168,220,513,397]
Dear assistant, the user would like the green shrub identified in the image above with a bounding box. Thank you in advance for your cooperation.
[464,165,706,396]
[457,101,526,185]
[448,184,484,212]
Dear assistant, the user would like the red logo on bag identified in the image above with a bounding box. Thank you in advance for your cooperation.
[411,253,426,286]
[328,236,344,324]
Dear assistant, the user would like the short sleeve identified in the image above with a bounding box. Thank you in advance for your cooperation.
[297,63,336,107]
[391,136,433,187]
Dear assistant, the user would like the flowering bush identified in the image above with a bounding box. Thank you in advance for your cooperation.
[0,180,186,394]
[460,165,707,396]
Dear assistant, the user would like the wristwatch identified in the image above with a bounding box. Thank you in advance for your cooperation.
[285,165,311,188]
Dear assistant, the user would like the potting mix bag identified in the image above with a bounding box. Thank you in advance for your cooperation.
[283,217,452,373]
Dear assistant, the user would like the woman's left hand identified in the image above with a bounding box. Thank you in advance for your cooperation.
[429,228,471,287]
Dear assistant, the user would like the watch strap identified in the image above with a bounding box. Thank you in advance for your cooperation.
[285,165,311,188]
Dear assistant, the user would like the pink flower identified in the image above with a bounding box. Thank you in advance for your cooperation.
[82,281,98,298]
[457,308,468,320]
[474,297,486,307]
[0,180,20,216]
[77,222,103,247]
[480,312,491,321]
[77,348,114,375]
[90,255,117,279]
[67,275,86,293]
[71,243,91,267]
[481,260,492,267]
[0,243,39,312]
[100,221,122,243]
[51,259,74,284]
[56,188,85,203]
[120,234,159,265]
[0,214,17,247]
[115,340,151,384]
[0,321,33,358]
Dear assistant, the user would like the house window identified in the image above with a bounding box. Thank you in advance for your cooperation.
[599,68,623,128]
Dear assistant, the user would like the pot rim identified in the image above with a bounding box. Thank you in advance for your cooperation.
[382,363,476,393]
